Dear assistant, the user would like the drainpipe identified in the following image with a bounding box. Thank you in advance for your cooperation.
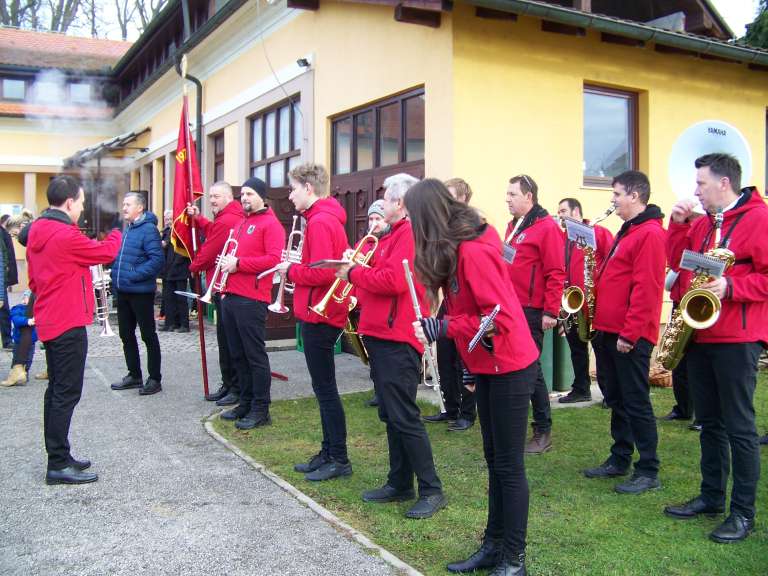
[177,0,203,151]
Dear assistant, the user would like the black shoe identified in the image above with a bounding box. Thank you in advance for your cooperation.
[366,395,379,407]
[362,484,415,503]
[205,384,229,402]
[448,418,474,432]
[175,326,190,333]
[601,399,609,409]
[558,391,592,404]
[488,552,526,576]
[614,473,661,494]
[709,512,754,543]
[139,378,162,396]
[216,392,240,406]
[405,493,447,519]
[583,461,629,479]
[664,496,724,519]
[305,459,352,481]
[220,406,249,421]
[111,374,142,390]
[447,539,502,573]
[688,423,703,432]
[294,451,328,473]
[422,412,454,423]
[235,413,272,430]
[46,466,98,485]
[69,457,91,471]
[658,409,691,421]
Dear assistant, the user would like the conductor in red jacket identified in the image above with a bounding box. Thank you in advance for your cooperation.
[26,175,122,485]
[663,154,768,543]
[503,175,565,454]
[337,173,446,520]
[584,170,665,495]
[217,178,284,430]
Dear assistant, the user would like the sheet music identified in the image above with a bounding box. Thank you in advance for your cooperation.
[564,218,596,249]
[678,249,727,278]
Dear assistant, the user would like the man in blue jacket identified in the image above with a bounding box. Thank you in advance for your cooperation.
[110,191,164,396]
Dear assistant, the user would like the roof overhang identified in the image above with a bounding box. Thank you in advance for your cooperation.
[63,128,151,168]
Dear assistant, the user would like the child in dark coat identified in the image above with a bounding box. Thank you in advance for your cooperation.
[1,290,37,386]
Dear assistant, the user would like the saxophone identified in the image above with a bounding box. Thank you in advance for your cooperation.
[656,210,735,370]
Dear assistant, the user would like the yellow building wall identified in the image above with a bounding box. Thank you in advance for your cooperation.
[223,123,239,184]
[451,5,768,235]
[0,173,24,204]
[0,131,112,161]
[36,174,52,212]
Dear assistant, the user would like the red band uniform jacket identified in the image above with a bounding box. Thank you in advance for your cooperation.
[287,197,349,329]
[349,218,429,354]
[504,206,566,318]
[189,201,245,280]
[592,205,666,346]
[444,225,539,375]
[666,187,768,345]
[222,207,285,303]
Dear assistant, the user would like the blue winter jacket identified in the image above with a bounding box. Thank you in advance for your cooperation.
[10,303,37,344]
[112,211,164,294]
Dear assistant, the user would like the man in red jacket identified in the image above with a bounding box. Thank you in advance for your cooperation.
[216,177,284,430]
[556,197,614,404]
[275,163,353,482]
[188,181,245,406]
[585,170,665,495]
[337,173,446,519]
[504,175,565,454]
[663,154,768,543]
[26,175,122,485]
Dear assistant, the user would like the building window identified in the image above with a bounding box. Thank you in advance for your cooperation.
[1,78,25,100]
[583,85,637,187]
[332,88,425,175]
[70,82,92,103]
[213,132,225,182]
[249,97,301,187]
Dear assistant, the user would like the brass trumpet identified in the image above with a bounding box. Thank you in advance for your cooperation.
[267,215,304,314]
[199,230,238,303]
[91,264,115,337]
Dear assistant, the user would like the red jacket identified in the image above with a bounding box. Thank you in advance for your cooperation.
[189,201,245,280]
[223,208,285,303]
[287,197,349,328]
[565,223,614,291]
[444,226,539,374]
[593,206,666,345]
[349,218,428,354]
[666,187,768,345]
[504,208,565,316]
[26,210,122,342]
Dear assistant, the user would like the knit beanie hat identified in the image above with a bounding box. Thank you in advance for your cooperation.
[241,177,268,199]
[368,199,385,218]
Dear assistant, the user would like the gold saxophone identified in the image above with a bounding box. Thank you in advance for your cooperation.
[656,210,735,370]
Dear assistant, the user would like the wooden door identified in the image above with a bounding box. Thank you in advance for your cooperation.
[265,186,298,339]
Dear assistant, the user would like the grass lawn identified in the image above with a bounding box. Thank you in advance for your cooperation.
[212,372,768,576]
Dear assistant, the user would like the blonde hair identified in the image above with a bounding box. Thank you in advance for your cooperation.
[6,209,34,231]
[444,178,473,204]
[288,163,329,197]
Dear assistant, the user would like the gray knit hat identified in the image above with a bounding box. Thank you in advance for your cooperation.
[368,199,385,218]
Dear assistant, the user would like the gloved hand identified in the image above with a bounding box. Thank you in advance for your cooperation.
[420,317,448,344]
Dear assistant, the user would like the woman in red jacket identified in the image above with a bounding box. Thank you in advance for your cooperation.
[407,179,538,576]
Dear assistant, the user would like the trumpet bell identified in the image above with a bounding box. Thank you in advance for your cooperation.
[268,301,289,314]
[680,288,721,330]
[100,320,115,338]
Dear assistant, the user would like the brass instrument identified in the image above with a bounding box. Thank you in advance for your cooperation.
[344,313,369,365]
[267,216,305,314]
[657,210,734,370]
[199,230,238,303]
[91,264,115,337]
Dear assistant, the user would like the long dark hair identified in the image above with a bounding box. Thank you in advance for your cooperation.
[404,179,483,302]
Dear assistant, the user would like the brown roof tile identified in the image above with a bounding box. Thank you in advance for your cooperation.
[0,100,113,119]
[0,28,132,71]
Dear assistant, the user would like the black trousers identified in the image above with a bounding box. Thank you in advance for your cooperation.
[594,332,659,477]
[565,322,591,397]
[43,327,87,470]
[522,307,551,433]
[0,286,10,347]
[670,303,693,419]
[222,295,270,416]
[436,336,476,421]
[364,336,442,496]
[302,321,348,463]
[688,342,762,519]
[116,291,162,382]
[477,362,536,556]
[214,293,238,394]
[162,278,189,329]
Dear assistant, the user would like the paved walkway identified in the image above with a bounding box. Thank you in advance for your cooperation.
[0,323,394,576]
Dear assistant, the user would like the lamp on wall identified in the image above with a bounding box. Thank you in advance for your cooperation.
[296,58,310,69]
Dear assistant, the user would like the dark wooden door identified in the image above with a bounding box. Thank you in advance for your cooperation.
[266,186,298,340]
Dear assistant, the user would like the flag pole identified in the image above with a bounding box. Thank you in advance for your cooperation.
[182,54,210,398]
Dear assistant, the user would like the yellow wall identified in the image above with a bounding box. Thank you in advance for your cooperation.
[0,173,24,204]
[36,173,52,212]
[0,131,112,160]
[451,5,768,235]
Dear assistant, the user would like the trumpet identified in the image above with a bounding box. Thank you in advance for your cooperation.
[309,228,378,318]
[91,264,115,337]
[199,230,238,303]
[266,216,304,314]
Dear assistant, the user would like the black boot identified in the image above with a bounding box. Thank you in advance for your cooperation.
[447,538,502,573]
[205,384,229,402]
[489,552,526,576]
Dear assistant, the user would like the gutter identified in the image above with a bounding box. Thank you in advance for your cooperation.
[466,0,768,67]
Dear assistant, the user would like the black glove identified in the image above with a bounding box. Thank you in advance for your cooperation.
[420,317,448,344]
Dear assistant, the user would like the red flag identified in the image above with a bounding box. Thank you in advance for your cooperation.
[171,95,203,258]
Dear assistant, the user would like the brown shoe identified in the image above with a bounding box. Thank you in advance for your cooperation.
[525,430,552,454]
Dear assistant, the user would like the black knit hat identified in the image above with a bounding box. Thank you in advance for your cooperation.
[241,177,268,199]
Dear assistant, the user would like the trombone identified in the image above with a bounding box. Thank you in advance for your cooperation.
[91,264,115,337]
[261,215,304,314]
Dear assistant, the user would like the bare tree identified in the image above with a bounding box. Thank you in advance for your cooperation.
[47,0,80,33]
[135,0,167,31]
[113,0,137,41]
[0,0,40,27]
